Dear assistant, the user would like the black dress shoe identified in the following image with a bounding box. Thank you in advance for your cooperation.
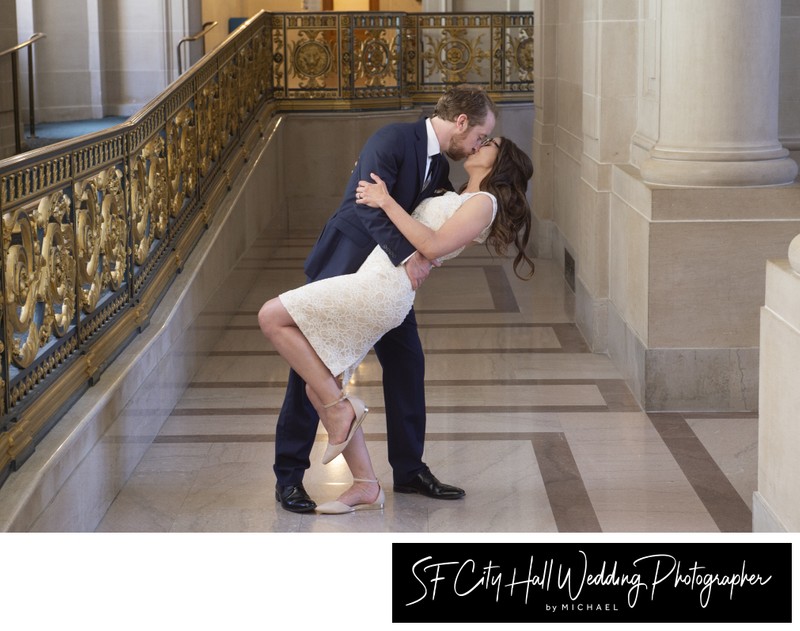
[394,468,465,500]
[275,483,317,513]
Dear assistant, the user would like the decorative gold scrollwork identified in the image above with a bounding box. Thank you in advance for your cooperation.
[220,62,240,141]
[423,27,491,83]
[132,135,168,266]
[239,46,257,118]
[271,20,286,93]
[196,80,220,176]
[290,30,334,89]
[509,30,534,84]
[75,166,127,314]
[516,36,533,74]
[5,211,44,367]
[3,191,76,369]
[167,108,197,218]
[354,29,399,89]
[40,200,76,339]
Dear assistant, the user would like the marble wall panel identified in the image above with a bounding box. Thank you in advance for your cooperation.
[599,0,638,20]
[582,93,599,143]
[758,261,800,530]
[532,129,555,227]
[105,0,168,24]
[553,144,583,255]
[765,257,800,330]
[556,0,583,29]
[556,78,583,144]
[581,153,612,190]
[32,4,90,69]
[283,111,416,230]
[606,303,646,405]
[577,179,609,297]
[575,274,608,353]
[648,220,800,348]
[644,347,758,412]
[608,186,649,344]
[598,20,638,98]
[536,75,558,128]
[536,16,558,81]
[649,183,800,222]
[99,29,166,70]
[0,74,12,112]
[101,71,171,115]
[583,15,637,172]
[583,17,598,114]
[284,112,413,197]
[33,70,96,120]
[597,95,637,167]
[782,0,800,17]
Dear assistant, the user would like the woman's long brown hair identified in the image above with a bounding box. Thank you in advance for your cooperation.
[473,138,535,279]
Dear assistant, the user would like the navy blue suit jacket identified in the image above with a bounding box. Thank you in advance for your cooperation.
[304,118,452,281]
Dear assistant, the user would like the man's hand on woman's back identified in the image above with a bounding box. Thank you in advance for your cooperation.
[404,251,440,290]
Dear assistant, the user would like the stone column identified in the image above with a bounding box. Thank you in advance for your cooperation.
[641,0,798,187]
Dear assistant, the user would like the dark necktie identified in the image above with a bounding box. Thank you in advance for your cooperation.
[424,154,441,191]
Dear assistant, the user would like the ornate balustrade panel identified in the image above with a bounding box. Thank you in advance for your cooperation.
[73,135,130,372]
[0,10,532,486]
[410,13,534,99]
[272,12,405,109]
[273,12,533,110]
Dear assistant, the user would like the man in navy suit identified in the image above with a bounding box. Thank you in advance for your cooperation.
[274,85,498,512]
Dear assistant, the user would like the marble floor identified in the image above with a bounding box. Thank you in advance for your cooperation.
[95,228,759,534]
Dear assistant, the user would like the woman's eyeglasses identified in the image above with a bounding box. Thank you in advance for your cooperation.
[481,137,500,148]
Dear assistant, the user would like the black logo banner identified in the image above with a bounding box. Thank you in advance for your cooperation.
[392,542,791,623]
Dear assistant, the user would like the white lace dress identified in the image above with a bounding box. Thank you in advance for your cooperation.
[279,191,497,383]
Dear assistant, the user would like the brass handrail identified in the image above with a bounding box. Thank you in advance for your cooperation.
[0,33,46,153]
[0,32,46,57]
[177,21,218,75]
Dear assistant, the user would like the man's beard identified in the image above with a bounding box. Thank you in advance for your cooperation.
[445,130,472,161]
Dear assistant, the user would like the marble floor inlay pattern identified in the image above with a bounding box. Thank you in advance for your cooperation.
[95,230,759,533]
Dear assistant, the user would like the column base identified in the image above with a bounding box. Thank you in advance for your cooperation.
[641,155,798,188]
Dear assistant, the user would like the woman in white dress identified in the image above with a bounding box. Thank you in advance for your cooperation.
[258,136,534,513]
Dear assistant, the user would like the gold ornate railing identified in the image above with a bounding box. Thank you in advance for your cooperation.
[272,12,533,109]
[0,10,533,486]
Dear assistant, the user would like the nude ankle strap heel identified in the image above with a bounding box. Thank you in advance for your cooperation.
[321,391,369,465]
[315,479,385,515]
[322,390,347,408]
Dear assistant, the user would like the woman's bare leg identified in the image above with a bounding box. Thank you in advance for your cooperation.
[258,297,359,446]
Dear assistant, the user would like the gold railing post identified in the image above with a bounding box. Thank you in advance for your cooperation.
[10,49,20,153]
[27,42,36,139]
